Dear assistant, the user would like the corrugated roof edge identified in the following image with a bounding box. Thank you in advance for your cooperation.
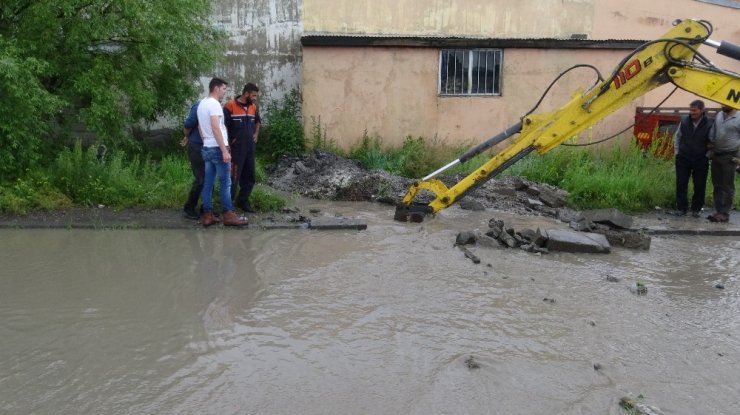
[301,33,649,49]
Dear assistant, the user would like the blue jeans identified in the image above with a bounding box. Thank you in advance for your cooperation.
[201,146,233,213]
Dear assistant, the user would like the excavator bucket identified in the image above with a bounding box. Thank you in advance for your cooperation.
[393,203,433,222]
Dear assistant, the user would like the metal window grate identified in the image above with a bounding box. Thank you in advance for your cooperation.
[440,49,502,96]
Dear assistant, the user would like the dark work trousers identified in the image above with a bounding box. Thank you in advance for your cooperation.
[710,153,737,214]
[230,138,256,206]
[675,155,709,213]
[184,142,205,210]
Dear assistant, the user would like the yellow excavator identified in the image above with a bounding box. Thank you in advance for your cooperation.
[394,19,740,222]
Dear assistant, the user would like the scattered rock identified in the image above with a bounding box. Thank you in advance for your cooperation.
[606,274,621,283]
[557,208,584,224]
[630,281,648,295]
[715,283,725,290]
[525,198,545,209]
[476,234,501,249]
[599,229,651,250]
[619,396,663,415]
[465,355,480,369]
[455,231,477,245]
[458,198,485,211]
[543,297,556,303]
[458,246,481,264]
[491,186,516,197]
[309,208,321,214]
[569,219,593,232]
[589,320,596,326]
[537,187,567,208]
[593,363,602,371]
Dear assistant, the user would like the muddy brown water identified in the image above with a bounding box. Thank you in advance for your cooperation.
[1,202,738,415]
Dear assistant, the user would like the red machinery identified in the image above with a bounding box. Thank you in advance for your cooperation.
[633,107,720,158]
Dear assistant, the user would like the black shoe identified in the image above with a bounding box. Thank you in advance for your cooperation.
[675,210,687,217]
[183,205,200,220]
[691,211,701,218]
[236,201,256,213]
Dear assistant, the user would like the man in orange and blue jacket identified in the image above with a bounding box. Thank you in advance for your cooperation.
[223,83,261,213]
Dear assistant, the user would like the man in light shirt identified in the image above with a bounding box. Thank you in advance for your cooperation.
[196,77,247,227]
[707,105,740,223]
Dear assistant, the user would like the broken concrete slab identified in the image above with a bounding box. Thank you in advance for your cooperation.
[558,207,585,224]
[600,229,651,250]
[517,228,537,242]
[545,229,611,253]
[582,208,633,229]
[538,187,567,208]
[259,222,310,230]
[526,198,545,209]
[308,217,368,230]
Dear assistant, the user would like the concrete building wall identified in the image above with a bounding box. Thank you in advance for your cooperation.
[302,0,740,148]
[209,0,303,103]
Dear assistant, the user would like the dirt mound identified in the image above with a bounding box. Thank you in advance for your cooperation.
[267,150,412,203]
[266,150,569,218]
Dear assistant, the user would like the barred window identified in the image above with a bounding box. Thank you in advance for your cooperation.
[439,49,502,96]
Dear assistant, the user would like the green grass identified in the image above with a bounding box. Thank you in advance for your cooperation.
[346,132,476,178]
[342,133,738,213]
[504,143,739,212]
[0,141,287,214]
[3,136,737,215]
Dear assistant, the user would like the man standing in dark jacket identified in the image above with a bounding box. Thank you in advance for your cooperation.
[223,83,261,213]
[673,100,712,217]
[181,102,204,220]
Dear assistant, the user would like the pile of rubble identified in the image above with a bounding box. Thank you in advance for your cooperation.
[267,150,572,218]
[455,208,651,257]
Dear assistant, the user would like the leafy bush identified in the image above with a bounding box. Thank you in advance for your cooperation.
[258,88,305,161]
[1,0,224,151]
[0,40,64,179]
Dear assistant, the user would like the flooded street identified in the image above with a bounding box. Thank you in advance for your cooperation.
[1,202,738,415]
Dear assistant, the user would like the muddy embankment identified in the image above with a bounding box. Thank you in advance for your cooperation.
[267,150,569,217]
[267,150,655,252]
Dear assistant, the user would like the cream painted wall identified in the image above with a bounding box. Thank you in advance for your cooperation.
[303,47,641,148]
[303,0,594,38]
[302,0,740,148]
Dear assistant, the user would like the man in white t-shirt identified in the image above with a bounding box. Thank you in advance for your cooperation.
[196,77,247,227]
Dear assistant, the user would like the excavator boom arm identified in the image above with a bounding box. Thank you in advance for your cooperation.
[395,19,740,222]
